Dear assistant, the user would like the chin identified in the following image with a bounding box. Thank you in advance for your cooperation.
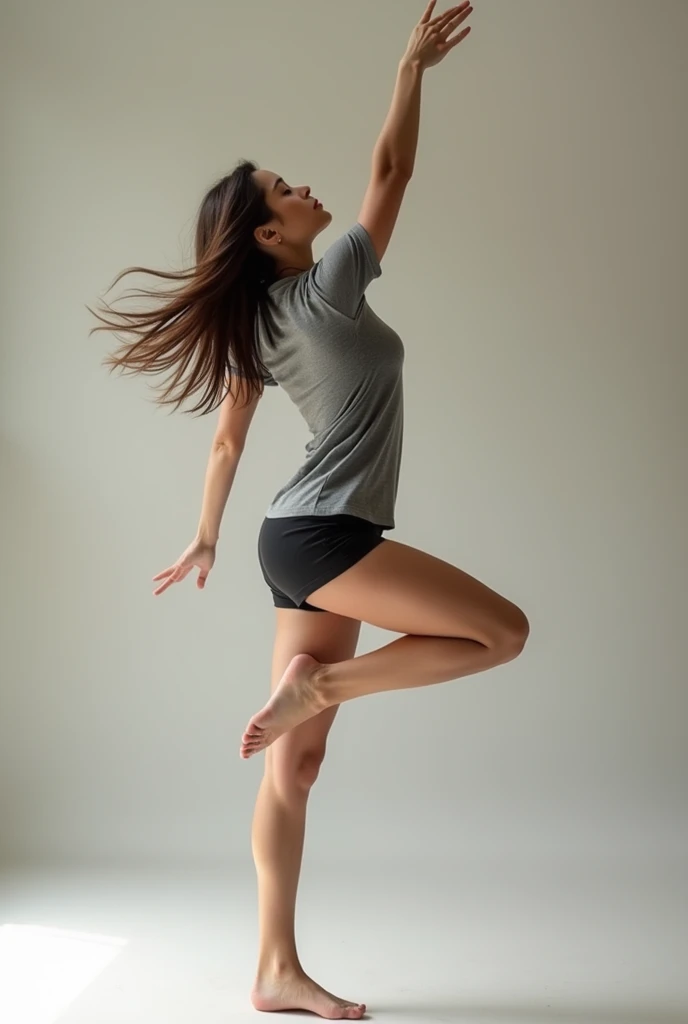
[313,212,332,237]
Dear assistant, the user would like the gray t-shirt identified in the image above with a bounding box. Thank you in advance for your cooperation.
[245,221,404,530]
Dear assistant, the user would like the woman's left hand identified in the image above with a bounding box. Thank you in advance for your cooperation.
[152,536,216,596]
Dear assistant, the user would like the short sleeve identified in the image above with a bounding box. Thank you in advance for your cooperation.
[228,363,278,387]
[305,222,382,319]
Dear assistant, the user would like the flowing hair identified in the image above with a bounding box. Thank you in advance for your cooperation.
[86,159,284,414]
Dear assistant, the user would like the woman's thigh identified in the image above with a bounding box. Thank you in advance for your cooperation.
[265,607,362,774]
[305,539,529,648]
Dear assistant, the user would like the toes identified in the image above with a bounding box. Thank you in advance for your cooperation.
[240,735,266,759]
[243,722,263,740]
[241,719,267,755]
[334,1002,365,1020]
[240,716,276,759]
[240,738,262,757]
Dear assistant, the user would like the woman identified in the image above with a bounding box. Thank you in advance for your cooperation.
[89,3,528,1018]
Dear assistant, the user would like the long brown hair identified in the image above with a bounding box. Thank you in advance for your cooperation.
[86,159,284,414]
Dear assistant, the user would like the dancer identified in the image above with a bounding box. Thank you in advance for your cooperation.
[89,3,527,1018]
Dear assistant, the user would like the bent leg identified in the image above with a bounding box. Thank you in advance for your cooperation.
[242,540,529,758]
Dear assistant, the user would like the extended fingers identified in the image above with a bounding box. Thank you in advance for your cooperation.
[152,565,176,581]
[152,563,191,595]
[153,578,175,596]
[420,0,437,24]
[446,4,472,30]
[445,24,471,49]
[431,2,470,28]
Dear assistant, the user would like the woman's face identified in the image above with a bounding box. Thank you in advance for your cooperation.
[253,168,332,248]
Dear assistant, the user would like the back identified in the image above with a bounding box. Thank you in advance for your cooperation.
[255,221,405,530]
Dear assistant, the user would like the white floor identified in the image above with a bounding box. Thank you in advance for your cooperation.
[0,858,686,1024]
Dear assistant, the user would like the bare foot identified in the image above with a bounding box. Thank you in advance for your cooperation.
[251,969,366,1019]
[240,653,328,759]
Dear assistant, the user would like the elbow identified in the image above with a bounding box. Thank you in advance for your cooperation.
[389,163,413,180]
[375,156,413,181]
[212,437,243,457]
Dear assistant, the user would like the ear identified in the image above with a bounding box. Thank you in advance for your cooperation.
[254,225,281,247]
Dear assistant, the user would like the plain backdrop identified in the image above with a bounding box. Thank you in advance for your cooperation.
[1,0,686,875]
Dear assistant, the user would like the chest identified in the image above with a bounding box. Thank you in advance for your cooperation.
[355,302,405,374]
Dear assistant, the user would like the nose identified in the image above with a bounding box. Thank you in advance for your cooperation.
[301,186,318,208]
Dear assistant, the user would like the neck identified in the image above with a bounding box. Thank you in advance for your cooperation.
[274,244,315,279]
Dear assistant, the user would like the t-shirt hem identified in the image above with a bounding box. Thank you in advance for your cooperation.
[265,502,394,530]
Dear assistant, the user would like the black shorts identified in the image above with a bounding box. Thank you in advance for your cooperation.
[258,513,387,612]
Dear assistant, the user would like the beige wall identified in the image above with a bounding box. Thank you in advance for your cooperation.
[1,0,686,867]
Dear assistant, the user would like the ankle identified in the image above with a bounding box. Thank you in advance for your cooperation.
[256,952,303,979]
[312,662,337,707]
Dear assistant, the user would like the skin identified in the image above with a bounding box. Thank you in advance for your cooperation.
[252,168,333,281]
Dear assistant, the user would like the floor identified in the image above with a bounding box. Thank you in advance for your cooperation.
[0,857,686,1024]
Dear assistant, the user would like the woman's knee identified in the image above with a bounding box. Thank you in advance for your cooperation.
[490,604,530,662]
[294,748,326,789]
[270,745,327,797]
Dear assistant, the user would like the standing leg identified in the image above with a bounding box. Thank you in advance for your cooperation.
[250,606,367,1020]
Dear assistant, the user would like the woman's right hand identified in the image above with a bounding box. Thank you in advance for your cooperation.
[402,1,473,72]
[152,537,216,596]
